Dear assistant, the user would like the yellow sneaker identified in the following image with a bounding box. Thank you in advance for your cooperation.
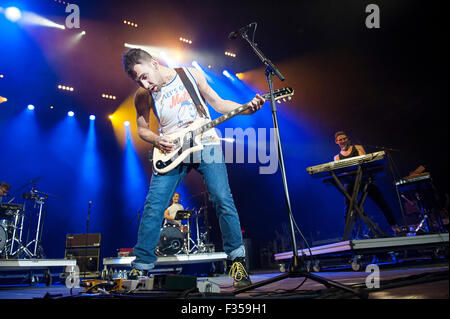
[229,257,252,288]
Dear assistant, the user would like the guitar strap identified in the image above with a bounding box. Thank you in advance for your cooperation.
[175,67,210,119]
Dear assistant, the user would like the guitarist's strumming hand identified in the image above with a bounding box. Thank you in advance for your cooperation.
[243,94,265,115]
[155,135,174,153]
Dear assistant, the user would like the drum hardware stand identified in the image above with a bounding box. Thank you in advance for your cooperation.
[24,194,45,258]
[231,24,366,298]
[194,207,208,253]
[174,210,196,255]
[185,215,196,254]
[23,188,55,258]
[7,208,34,259]
[186,207,209,254]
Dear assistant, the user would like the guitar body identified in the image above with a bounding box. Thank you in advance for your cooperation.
[152,118,206,174]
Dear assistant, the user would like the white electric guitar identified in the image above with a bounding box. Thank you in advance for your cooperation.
[152,87,294,173]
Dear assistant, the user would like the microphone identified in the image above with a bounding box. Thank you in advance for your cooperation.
[228,22,255,40]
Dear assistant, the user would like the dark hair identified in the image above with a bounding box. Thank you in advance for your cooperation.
[0,182,10,191]
[334,131,348,140]
[122,48,153,79]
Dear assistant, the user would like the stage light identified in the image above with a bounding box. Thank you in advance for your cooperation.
[109,115,114,120]
[222,70,231,78]
[58,85,74,91]
[123,20,138,28]
[124,121,130,127]
[236,73,244,80]
[68,111,74,117]
[81,31,86,35]
[0,96,8,104]
[0,74,4,78]
[50,106,54,109]
[5,7,22,22]
[102,94,116,100]
[89,115,96,120]
[27,104,35,110]
[159,51,178,68]
[179,37,192,44]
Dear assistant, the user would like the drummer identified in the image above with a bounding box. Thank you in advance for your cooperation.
[0,182,10,202]
[163,192,184,227]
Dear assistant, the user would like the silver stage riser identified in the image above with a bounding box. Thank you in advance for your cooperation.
[0,259,77,271]
[103,252,228,268]
[274,234,449,260]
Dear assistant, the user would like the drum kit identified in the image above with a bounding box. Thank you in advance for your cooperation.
[156,206,213,256]
[0,185,53,259]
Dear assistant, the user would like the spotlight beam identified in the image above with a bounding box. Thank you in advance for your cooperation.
[18,11,65,29]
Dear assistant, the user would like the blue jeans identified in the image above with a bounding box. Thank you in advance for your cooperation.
[131,145,245,270]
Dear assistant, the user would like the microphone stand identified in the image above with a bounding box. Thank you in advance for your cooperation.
[232,30,365,298]
[84,201,91,278]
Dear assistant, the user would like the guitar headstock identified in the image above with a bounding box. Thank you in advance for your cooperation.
[261,87,294,103]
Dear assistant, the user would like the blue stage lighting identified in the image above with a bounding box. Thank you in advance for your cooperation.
[89,115,96,120]
[5,7,22,22]
[68,111,75,117]
[27,104,35,110]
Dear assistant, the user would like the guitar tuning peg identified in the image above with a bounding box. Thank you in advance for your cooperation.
[277,100,281,104]
[282,98,286,102]
[288,96,292,100]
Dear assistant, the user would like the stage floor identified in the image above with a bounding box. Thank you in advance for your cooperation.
[0,262,447,299]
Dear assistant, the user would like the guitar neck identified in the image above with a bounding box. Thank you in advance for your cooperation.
[198,103,251,134]
[197,92,273,134]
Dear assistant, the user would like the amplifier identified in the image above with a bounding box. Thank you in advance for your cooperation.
[65,247,100,277]
[66,233,101,248]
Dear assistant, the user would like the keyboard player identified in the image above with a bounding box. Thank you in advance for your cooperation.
[333,131,401,235]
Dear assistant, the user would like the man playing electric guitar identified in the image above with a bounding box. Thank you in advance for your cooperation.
[122,48,264,288]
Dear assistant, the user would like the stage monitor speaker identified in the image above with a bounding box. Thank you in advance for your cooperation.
[66,233,101,248]
[65,247,100,277]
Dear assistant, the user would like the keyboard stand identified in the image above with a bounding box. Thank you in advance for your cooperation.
[327,165,386,240]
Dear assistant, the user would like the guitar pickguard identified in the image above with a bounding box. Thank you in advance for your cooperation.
[154,130,199,171]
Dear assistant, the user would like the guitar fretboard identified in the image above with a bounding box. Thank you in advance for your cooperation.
[196,103,251,135]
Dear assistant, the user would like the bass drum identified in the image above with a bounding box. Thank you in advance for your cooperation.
[156,225,185,256]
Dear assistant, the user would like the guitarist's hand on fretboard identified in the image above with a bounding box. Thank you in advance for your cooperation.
[244,94,265,114]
